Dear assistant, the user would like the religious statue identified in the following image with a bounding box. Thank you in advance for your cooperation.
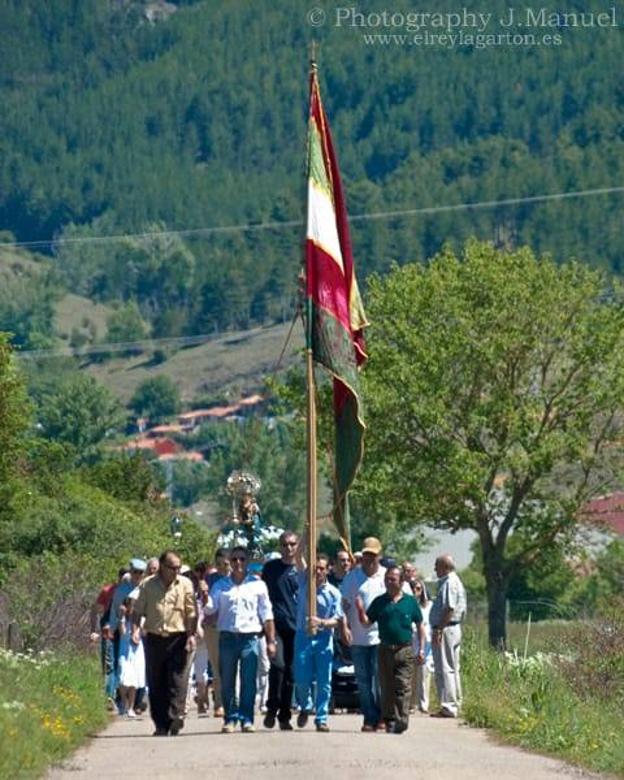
[223,471,265,558]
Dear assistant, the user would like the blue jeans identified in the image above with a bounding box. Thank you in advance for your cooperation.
[351,644,381,726]
[294,631,333,724]
[219,632,259,726]
[101,637,117,699]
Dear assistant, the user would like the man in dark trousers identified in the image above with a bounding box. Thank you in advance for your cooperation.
[365,565,426,734]
[132,550,197,736]
[262,530,299,730]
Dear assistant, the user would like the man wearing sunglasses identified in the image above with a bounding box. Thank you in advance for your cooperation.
[328,550,351,588]
[132,550,197,736]
[262,531,300,730]
[203,546,276,733]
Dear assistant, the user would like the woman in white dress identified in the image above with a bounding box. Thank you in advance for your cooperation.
[118,597,146,718]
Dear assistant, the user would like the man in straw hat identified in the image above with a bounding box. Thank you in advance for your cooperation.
[340,537,387,732]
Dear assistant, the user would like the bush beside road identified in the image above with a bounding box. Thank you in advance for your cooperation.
[462,609,624,776]
[0,649,107,779]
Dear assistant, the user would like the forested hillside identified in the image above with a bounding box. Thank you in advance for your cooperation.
[1,0,622,344]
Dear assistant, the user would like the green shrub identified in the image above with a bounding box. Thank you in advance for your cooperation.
[0,476,216,652]
[81,453,162,504]
[0,551,107,652]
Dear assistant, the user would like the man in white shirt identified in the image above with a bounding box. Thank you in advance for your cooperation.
[203,546,276,733]
[429,554,467,718]
[340,537,387,732]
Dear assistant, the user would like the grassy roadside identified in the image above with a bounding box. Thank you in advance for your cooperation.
[461,626,624,776]
[0,648,108,779]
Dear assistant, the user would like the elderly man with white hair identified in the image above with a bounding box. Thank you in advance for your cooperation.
[429,554,466,719]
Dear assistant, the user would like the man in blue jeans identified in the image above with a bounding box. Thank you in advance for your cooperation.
[293,542,343,732]
[203,546,276,733]
[340,537,387,732]
[89,566,130,710]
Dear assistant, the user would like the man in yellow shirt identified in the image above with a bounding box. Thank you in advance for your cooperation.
[132,550,197,736]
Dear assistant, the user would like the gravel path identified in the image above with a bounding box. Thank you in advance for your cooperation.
[46,710,600,780]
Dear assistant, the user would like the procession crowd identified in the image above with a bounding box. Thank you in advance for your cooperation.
[90,533,466,737]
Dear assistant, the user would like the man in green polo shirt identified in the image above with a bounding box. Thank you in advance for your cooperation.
[365,566,426,734]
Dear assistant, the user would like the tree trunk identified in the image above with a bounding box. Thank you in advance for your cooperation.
[484,565,509,649]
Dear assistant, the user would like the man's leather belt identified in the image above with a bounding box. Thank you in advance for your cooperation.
[382,642,411,651]
[433,621,460,628]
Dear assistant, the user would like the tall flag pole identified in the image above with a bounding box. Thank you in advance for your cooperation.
[304,49,319,631]
[304,50,368,620]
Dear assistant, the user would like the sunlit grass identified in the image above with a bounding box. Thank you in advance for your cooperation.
[0,649,108,779]
[461,625,624,776]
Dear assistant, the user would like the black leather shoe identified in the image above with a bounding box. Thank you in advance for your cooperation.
[297,711,309,728]
[169,717,184,736]
[263,712,276,729]
[153,728,168,736]
[278,720,293,731]
[315,722,330,732]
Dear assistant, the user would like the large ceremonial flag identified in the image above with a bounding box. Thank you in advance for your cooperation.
[305,63,368,548]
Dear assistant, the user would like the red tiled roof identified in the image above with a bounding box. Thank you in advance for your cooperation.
[238,394,264,406]
[124,437,179,456]
[124,438,157,450]
[158,451,204,462]
[178,395,264,424]
[148,424,184,435]
[178,406,235,421]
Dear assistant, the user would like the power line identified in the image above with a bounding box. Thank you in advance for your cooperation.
[349,186,624,222]
[2,185,623,251]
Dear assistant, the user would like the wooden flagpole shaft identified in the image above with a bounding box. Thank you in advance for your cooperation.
[306,348,318,634]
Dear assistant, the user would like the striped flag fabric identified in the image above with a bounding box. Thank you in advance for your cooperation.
[304,64,368,548]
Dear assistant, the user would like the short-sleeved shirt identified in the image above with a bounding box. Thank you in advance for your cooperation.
[205,574,273,633]
[95,583,115,626]
[133,574,197,635]
[429,571,467,627]
[96,583,115,611]
[340,566,387,646]
[366,593,423,646]
[295,571,343,635]
[262,559,298,631]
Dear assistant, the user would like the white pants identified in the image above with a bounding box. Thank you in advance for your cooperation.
[411,660,432,712]
[432,625,462,716]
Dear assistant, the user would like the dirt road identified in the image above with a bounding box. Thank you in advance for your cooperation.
[46,710,597,780]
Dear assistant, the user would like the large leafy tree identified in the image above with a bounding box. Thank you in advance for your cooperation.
[37,373,124,462]
[361,239,624,647]
[105,301,148,346]
[129,375,181,422]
